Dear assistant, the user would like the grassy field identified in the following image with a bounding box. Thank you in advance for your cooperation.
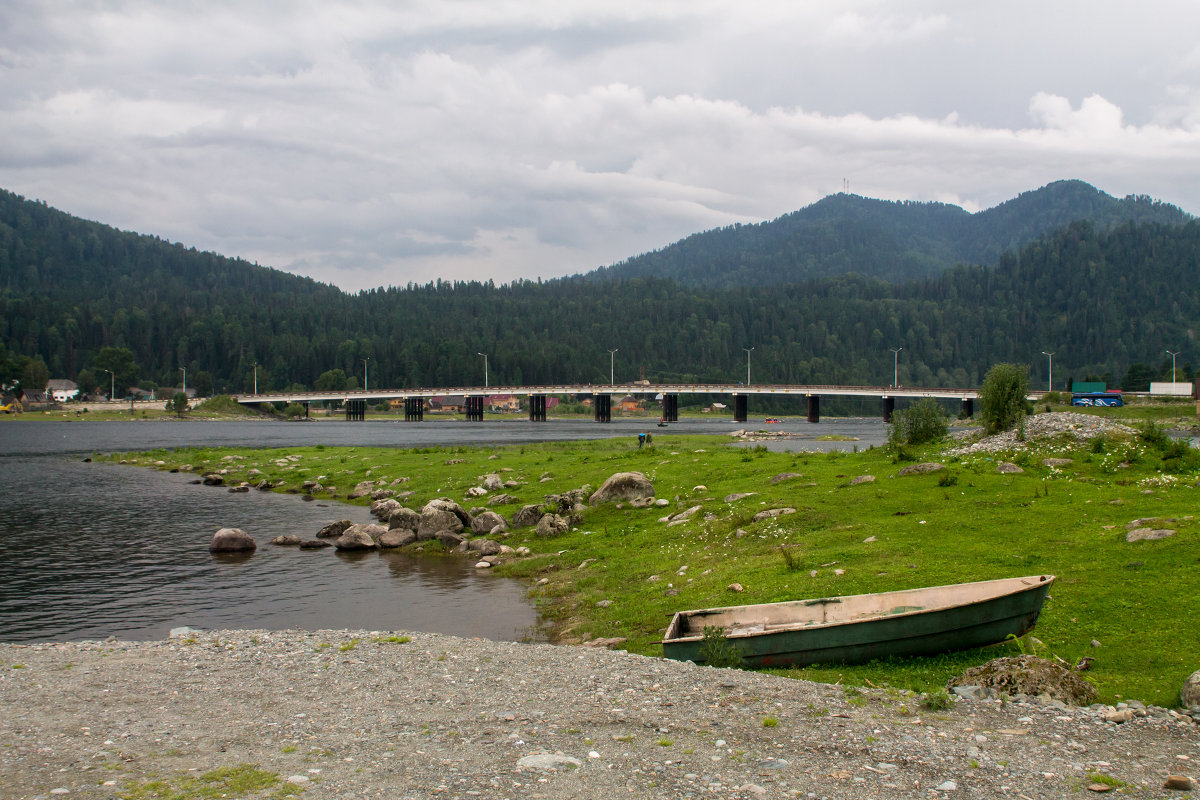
[101,412,1200,708]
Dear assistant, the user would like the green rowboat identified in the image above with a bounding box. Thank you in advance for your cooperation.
[662,575,1055,667]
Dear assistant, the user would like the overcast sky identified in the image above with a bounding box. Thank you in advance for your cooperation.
[3,1,1199,292]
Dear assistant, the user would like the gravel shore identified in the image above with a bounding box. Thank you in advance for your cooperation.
[1,629,1196,800]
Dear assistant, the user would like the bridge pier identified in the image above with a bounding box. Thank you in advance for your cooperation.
[807,395,820,424]
[404,397,423,421]
[529,395,547,421]
[302,401,310,419]
[466,395,485,421]
[593,394,611,422]
[961,398,974,418]
[733,395,747,423]
[345,399,366,421]
[883,396,894,423]
[661,393,679,422]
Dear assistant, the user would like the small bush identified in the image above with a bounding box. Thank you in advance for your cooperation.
[979,363,1029,435]
[920,688,953,710]
[888,398,948,447]
[699,626,745,669]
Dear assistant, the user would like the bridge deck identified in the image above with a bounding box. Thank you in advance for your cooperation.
[233,383,1044,405]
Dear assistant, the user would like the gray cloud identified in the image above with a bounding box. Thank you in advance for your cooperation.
[2,1,1199,291]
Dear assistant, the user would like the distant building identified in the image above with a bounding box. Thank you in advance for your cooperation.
[48,379,79,402]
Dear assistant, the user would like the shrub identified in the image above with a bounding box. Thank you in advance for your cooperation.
[979,363,1029,435]
[699,626,745,669]
[888,398,948,447]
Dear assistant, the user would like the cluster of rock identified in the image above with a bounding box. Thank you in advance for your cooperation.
[945,411,1137,456]
[209,470,658,570]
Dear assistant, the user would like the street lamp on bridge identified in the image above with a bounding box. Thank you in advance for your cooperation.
[742,347,754,385]
[251,363,257,395]
[477,353,488,388]
[1166,350,1180,383]
[179,367,186,399]
[889,347,903,388]
[1041,351,1054,393]
[607,348,618,385]
[362,357,370,392]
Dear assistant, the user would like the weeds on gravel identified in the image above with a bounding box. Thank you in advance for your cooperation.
[118,764,285,800]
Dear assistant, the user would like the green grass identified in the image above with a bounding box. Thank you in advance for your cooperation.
[104,422,1200,706]
[118,764,286,800]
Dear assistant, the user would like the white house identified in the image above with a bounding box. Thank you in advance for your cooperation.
[48,379,79,402]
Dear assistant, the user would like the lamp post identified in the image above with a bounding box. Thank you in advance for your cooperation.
[477,352,488,388]
[889,347,903,388]
[1042,352,1054,393]
[251,363,257,395]
[104,369,114,401]
[362,357,370,392]
[742,347,754,386]
[1166,350,1179,383]
[607,348,618,385]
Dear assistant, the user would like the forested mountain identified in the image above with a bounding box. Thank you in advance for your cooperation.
[1,188,1196,400]
[588,180,1193,288]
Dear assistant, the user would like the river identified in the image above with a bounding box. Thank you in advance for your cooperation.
[0,415,887,644]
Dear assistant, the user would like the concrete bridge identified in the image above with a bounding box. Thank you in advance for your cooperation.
[233,383,1045,423]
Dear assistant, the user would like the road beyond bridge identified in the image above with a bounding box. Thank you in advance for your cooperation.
[232,383,1047,424]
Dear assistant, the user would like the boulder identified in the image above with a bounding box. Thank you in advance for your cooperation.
[348,480,381,499]
[335,524,383,550]
[270,535,302,546]
[423,499,471,526]
[753,508,796,521]
[436,531,465,548]
[589,472,654,505]
[469,539,502,556]
[724,492,756,503]
[1125,528,1175,542]
[535,513,569,537]
[417,508,464,540]
[298,539,332,550]
[471,510,508,535]
[209,527,256,553]
[996,462,1024,474]
[898,462,946,475]
[370,488,396,501]
[370,498,403,521]
[1042,458,1074,468]
[768,472,802,484]
[849,475,876,485]
[316,519,354,539]
[482,474,504,491]
[1181,669,1200,707]
[512,504,545,528]
[487,493,519,506]
[201,473,225,486]
[379,530,417,548]
[387,507,421,532]
[946,655,1097,705]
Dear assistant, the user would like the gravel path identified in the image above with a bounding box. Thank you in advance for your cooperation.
[2,630,1196,800]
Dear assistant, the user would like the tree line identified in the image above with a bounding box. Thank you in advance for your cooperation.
[1,188,1196,400]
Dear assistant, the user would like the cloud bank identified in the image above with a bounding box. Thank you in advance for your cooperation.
[2,1,1199,290]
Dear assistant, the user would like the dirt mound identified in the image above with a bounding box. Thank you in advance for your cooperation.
[947,654,1098,705]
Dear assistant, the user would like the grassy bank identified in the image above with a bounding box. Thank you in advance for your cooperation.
[102,422,1200,707]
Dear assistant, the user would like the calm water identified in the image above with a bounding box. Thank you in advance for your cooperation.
[0,415,887,643]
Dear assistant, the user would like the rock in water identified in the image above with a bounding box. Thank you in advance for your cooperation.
[209,527,256,553]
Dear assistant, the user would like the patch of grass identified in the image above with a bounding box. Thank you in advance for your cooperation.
[761,716,779,728]
[106,429,1200,706]
[338,639,360,652]
[372,635,411,644]
[919,688,953,710]
[1087,772,1130,789]
[118,764,282,800]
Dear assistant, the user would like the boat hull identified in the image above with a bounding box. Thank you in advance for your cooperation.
[662,575,1054,668]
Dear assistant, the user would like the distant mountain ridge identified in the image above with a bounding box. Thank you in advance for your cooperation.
[588,180,1193,288]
